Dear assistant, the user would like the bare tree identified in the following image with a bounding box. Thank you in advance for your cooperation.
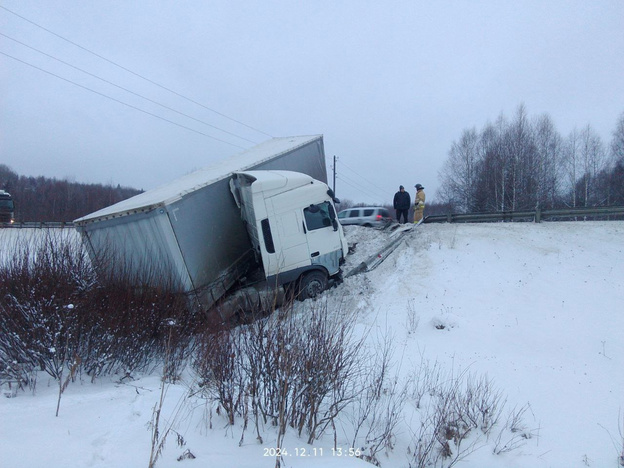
[611,112,624,163]
[562,128,582,207]
[608,112,624,204]
[476,115,507,211]
[578,124,606,206]
[533,114,563,209]
[438,128,480,211]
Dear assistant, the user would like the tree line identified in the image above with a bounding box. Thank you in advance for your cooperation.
[0,164,142,222]
[438,105,624,213]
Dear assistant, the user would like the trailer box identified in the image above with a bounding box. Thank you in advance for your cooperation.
[74,135,328,310]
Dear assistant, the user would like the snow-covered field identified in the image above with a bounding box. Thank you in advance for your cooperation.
[1,221,623,468]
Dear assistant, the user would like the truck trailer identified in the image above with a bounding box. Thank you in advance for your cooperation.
[0,190,15,224]
[74,135,347,319]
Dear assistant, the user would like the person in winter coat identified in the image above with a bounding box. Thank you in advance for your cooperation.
[393,185,411,224]
[413,184,426,224]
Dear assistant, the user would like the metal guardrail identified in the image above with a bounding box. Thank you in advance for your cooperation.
[0,221,75,229]
[423,205,624,224]
[4,206,624,228]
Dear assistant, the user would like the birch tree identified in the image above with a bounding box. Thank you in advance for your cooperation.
[578,124,606,206]
[438,128,480,211]
[562,129,582,206]
[533,114,562,209]
[608,112,624,204]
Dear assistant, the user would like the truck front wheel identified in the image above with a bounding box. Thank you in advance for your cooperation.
[297,270,328,301]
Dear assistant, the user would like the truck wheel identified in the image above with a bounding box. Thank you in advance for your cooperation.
[297,271,328,301]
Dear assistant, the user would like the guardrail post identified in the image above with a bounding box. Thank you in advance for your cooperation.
[535,208,541,223]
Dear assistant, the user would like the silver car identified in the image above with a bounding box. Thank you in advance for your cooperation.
[337,206,392,228]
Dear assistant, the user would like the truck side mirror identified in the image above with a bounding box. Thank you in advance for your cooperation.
[326,188,340,204]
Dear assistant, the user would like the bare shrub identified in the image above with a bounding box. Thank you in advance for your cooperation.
[599,409,624,467]
[349,331,408,466]
[148,324,192,468]
[405,299,420,335]
[408,364,518,468]
[0,229,197,406]
[620,411,624,466]
[409,356,443,409]
[194,325,244,426]
[456,373,505,435]
[0,232,94,413]
[193,296,366,465]
[493,403,535,455]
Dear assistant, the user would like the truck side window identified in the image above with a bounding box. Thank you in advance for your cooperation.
[304,202,332,231]
[261,218,275,253]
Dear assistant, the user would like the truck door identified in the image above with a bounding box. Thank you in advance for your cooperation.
[302,202,343,275]
[269,207,310,272]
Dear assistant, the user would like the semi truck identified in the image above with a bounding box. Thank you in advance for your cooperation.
[0,190,15,224]
[74,135,348,320]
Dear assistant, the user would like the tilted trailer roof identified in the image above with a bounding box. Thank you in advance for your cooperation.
[74,135,327,310]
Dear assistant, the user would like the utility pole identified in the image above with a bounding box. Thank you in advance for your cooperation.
[333,155,337,195]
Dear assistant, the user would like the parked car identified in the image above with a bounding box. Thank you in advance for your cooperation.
[337,206,392,228]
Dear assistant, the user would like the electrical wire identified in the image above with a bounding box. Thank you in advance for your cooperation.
[336,176,388,204]
[1,51,247,149]
[336,171,388,201]
[0,32,259,145]
[0,5,273,138]
[339,159,391,198]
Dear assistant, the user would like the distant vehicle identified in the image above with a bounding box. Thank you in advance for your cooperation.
[0,190,15,224]
[337,206,392,228]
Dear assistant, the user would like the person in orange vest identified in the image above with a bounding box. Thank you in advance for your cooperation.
[413,184,426,224]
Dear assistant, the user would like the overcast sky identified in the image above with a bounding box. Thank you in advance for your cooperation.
[1,0,623,205]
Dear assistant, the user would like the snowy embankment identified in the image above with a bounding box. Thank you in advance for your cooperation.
[1,222,623,468]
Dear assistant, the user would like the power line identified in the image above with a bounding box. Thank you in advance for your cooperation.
[336,176,388,204]
[335,160,392,202]
[0,5,273,139]
[336,174,389,203]
[1,51,247,149]
[0,32,259,145]
[337,171,387,200]
[339,159,391,198]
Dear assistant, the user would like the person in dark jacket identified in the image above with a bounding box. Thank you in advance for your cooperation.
[393,185,411,224]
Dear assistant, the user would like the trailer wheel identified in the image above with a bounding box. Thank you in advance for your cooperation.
[297,270,328,301]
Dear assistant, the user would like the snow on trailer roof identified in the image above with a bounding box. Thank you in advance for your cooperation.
[74,135,322,224]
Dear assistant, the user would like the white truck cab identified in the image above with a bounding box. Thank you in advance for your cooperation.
[230,170,348,299]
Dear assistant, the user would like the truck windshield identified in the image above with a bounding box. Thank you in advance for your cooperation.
[0,200,14,209]
[304,202,333,231]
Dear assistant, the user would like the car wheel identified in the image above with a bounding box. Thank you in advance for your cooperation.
[297,270,328,301]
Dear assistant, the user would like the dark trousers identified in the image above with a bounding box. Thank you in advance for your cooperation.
[396,209,409,224]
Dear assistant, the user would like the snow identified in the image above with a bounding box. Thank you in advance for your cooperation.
[1,221,624,467]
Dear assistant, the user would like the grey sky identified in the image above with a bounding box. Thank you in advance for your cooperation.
[1,0,623,205]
